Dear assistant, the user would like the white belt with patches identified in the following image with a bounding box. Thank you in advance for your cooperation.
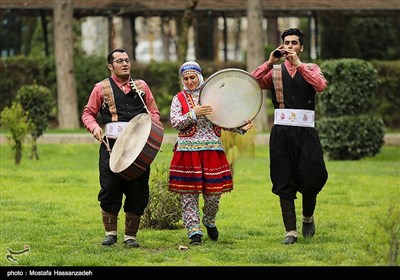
[274,109,315,128]
[105,122,128,138]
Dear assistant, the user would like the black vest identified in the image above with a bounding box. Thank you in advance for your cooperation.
[100,78,147,124]
[271,64,316,110]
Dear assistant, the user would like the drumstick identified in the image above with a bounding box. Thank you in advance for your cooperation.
[102,137,111,153]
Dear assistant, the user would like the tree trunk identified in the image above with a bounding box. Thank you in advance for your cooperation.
[161,17,172,61]
[112,17,134,57]
[30,137,39,160]
[194,11,217,61]
[53,0,79,129]
[15,140,22,165]
[246,0,268,132]
[177,0,198,62]
[267,16,280,47]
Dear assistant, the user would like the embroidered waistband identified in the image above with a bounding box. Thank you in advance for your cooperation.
[105,122,128,138]
[274,109,315,128]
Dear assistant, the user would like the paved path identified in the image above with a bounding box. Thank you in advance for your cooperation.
[1,133,399,146]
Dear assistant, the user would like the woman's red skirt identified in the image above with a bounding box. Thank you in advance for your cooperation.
[169,150,233,195]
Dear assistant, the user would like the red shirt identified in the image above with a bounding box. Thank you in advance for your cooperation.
[81,74,161,133]
[251,59,328,93]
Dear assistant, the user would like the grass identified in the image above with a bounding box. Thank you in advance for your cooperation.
[0,142,399,268]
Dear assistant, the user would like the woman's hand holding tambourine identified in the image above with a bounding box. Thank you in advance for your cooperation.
[194,105,213,116]
[241,120,254,131]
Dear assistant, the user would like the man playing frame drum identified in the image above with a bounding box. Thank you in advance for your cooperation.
[82,48,163,248]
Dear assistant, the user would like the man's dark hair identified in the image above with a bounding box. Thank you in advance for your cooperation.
[281,28,304,46]
[107,48,127,64]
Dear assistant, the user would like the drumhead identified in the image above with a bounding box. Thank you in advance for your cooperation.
[109,113,152,173]
[199,68,263,128]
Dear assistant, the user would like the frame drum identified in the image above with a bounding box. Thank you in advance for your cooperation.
[109,113,164,180]
[199,68,263,128]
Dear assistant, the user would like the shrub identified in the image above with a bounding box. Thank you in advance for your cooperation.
[16,83,54,160]
[141,164,181,230]
[319,59,379,117]
[0,102,31,164]
[222,128,257,176]
[318,59,385,160]
[317,115,385,160]
[371,61,400,130]
[365,200,400,266]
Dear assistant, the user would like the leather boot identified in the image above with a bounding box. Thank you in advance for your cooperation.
[302,194,317,238]
[101,209,118,246]
[279,198,297,244]
[124,212,141,248]
[302,194,317,218]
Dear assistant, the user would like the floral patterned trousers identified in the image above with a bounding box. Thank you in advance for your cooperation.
[181,193,221,238]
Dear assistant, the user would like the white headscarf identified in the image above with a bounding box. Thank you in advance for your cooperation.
[180,61,204,95]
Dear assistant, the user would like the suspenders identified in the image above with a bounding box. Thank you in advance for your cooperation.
[272,64,285,109]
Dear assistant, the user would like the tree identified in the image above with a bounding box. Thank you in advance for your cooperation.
[53,0,79,129]
[0,102,31,165]
[194,11,218,61]
[246,0,268,132]
[16,83,54,160]
[319,17,400,60]
[177,0,198,62]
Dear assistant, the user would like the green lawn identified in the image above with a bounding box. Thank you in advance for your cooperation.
[0,142,399,267]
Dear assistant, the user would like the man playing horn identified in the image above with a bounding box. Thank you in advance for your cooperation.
[251,28,328,245]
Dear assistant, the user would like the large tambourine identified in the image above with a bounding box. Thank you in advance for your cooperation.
[109,113,164,180]
[199,68,263,128]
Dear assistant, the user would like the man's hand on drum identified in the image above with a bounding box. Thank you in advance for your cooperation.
[241,120,254,131]
[194,105,213,116]
[92,126,104,143]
